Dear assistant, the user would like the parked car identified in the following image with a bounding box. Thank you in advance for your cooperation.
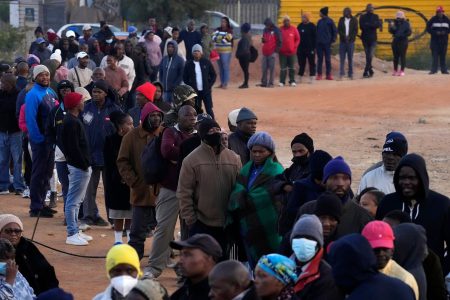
[56,23,130,40]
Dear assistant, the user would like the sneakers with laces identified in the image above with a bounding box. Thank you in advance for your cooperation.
[66,233,89,246]
[78,230,93,241]
[22,188,30,198]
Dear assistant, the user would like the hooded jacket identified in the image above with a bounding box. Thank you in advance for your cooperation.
[376,153,450,274]
[159,40,185,92]
[393,224,428,300]
[328,234,415,300]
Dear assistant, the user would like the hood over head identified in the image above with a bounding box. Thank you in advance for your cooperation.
[393,223,427,270]
[393,153,429,200]
[141,102,163,124]
[328,234,378,291]
[166,40,179,55]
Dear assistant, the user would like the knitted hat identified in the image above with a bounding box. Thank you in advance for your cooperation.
[383,132,408,157]
[323,156,352,183]
[131,279,168,300]
[140,102,163,124]
[320,6,329,16]
[75,87,91,102]
[57,80,74,91]
[106,244,142,278]
[257,254,298,286]
[36,288,74,300]
[192,44,203,54]
[437,6,444,13]
[291,133,314,153]
[310,150,332,181]
[236,107,257,123]
[32,64,50,80]
[27,54,40,67]
[396,11,406,19]
[47,32,58,43]
[199,119,220,140]
[136,82,157,102]
[50,49,62,64]
[0,214,23,231]
[64,92,83,109]
[228,108,241,127]
[92,79,109,94]
[314,192,343,222]
[362,221,395,249]
[291,214,324,246]
[247,131,275,153]
[241,23,251,33]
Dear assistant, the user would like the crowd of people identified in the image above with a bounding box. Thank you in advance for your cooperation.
[0,4,450,300]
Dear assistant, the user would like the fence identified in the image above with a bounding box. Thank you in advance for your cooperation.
[213,0,279,25]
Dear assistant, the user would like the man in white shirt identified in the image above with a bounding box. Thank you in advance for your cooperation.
[68,52,93,88]
[337,7,358,80]
[358,132,408,195]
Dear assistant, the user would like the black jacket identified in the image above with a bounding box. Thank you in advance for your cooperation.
[61,113,91,170]
[170,277,210,300]
[103,133,130,210]
[16,237,59,295]
[389,19,412,42]
[228,130,251,165]
[423,249,448,300]
[183,58,216,93]
[0,88,20,133]
[297,22,316,52]
[338,16,359,43]
[376,153,450,274]
[236,34,251,59]
[45,104,65,151]
[359,12,382,43]
[131,53,152,90]
[427,15,450,46]
[316,17,337,45]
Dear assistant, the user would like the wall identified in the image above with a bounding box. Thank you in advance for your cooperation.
[279,0,450,58]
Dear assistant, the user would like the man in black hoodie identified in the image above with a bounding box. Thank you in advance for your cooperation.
[297,13,316,83]
[376,153,450,275]
[359,3,382,78]
[228,107,257,165]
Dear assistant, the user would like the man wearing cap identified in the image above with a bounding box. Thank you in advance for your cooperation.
[170,234,222,300]
[360,3,382,78]
[32,38,51,63]
[227,108,241,133]
[68,51,93,88]
[79,24,93,45]
[362,221,419,299]
[128,82,156,127]
[427,6,450,74]
[67,44,96,71]
[65,30,80,54]
[144,30,162,82]
[279,15,300,87]
[127,26,139,47]
[81,79,121,227]
[159,40,185,103]
[228,107,257,165]
[29,26,44,54]
[25,65,58,217]
[358,132,407,195]
[298,156,373,238]
[61,92,93,246]
[178,119,241,252]
[183,44,217,118]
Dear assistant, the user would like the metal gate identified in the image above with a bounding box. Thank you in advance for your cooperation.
[213,0,279,25]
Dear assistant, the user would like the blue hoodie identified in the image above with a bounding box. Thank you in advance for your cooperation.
[159,40,185,93]
[25,83,58,144]
[328,234,415,300]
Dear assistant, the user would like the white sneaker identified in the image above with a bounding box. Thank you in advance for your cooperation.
[78,223,91,231]
[278,82,285,87]
[290,82,297,87]
[78,230,93,241]
[22,188,30,198]
[66,233,89,246]
[0,190,10,195]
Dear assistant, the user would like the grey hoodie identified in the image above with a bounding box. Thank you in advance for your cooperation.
[159,40,185,92]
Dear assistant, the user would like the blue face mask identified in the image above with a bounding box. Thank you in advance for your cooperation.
[0,262,6,276]
[292,238,318,262]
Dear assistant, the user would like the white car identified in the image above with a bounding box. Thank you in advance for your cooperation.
[56,23,130,40]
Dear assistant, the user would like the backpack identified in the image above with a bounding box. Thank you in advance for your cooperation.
[141,128,169,184]
[250,45,258,63]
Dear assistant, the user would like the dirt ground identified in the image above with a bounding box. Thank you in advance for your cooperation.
[2,54,450,299]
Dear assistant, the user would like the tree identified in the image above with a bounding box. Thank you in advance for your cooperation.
[121,0,217,25]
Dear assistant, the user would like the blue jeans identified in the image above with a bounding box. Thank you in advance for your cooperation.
[217,53,231,86]
[339,42,355,76]
[55,161,69,209]
[316,43,332,76]
[0,132,25,191]
[65,165,91,236]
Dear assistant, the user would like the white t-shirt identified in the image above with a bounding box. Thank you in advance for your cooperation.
[345,18,351,37]
[357,165,395,195]
[194,61,203,91]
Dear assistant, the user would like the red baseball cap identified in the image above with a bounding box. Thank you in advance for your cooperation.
[361,221,394,249]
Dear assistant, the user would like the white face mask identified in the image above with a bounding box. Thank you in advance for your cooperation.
[106,39,113,44]
[292,238,318,262]
[110,275,138,296]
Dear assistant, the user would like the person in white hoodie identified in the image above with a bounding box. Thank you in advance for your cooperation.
[358,132,408,195]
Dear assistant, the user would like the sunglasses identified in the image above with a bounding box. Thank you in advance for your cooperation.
[3,228,23,235]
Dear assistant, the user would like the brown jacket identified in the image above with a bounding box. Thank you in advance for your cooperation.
[178,142,242,227]
[117,126,160,206]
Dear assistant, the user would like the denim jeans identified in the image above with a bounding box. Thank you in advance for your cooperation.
[217,52,231,86]
[0,132,25,191]
[65,165,91,236]
[55,161,69,209]
[261,54,276,86]
[316,43,332,76]
[279,54,296,84]
[81,166,103,221]
[339,42,355,76]
[30,142,54,212]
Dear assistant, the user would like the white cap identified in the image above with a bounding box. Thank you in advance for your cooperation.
[82,24,92,31]
[66,30,76,38]
[76,51,89,59]
[50,49,62,63]
[228,109,242,127]
[47,28,55,34]
[164,26,173,37]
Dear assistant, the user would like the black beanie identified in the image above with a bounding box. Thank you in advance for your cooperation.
[310,150,333,181]
[315,191,343,222]
[92,79,109,94]
[320,7,329,16]
[291,133,314,153]
[198,119,220,140]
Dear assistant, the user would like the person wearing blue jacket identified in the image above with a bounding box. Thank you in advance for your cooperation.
[80,80,121,227]
[328,233,416,300]
[159,40,185,103]
[25,65,58,218]
[316,7,337,80]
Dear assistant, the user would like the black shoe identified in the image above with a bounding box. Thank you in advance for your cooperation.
[442,71,449,74]
[30,210,53,218]
[93,216,109,227]
[14,189,23,195]
[256,83,267,87]
[369,69,374,77]
[429,71,437,75]
[42,206,57,214]
[238,84,248,89]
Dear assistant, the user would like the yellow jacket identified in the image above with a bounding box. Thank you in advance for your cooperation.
[381,259,419,300]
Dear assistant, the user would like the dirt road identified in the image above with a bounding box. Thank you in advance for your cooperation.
[1,71,450,299]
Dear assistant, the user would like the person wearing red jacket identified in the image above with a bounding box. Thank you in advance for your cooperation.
[279,16,300,87]
[258,18,282,88]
